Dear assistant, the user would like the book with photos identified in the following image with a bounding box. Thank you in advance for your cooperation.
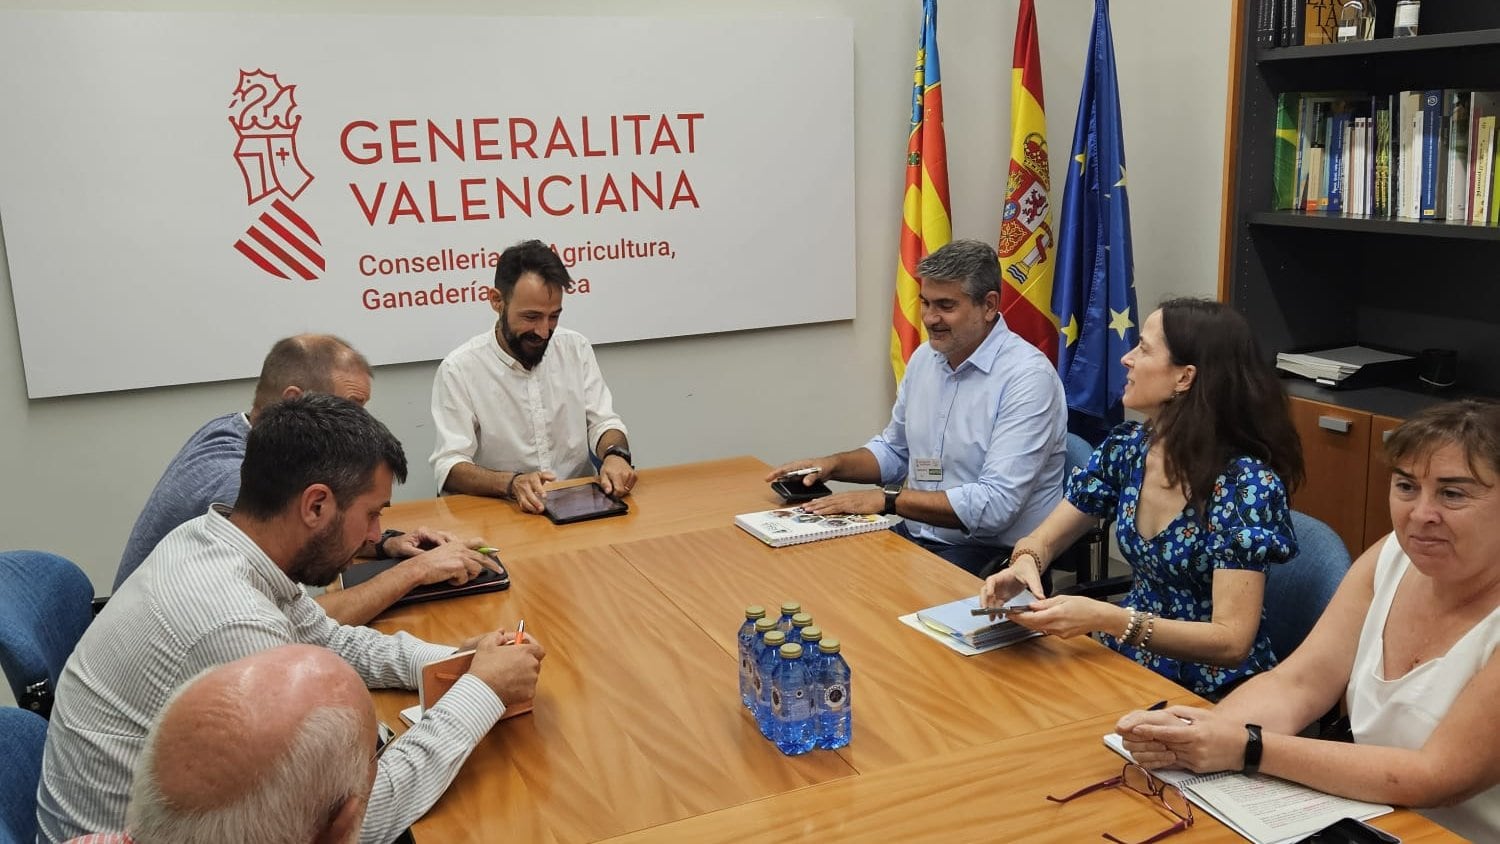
[1103,733,1390,844]
[733,507,893,548]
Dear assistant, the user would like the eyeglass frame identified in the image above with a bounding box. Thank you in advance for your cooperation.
[1046,762,1195,844]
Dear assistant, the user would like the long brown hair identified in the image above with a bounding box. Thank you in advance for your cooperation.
[1151,298,1304,514]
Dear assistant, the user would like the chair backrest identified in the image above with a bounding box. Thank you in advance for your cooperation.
[0,550,95,717]
[1262,512,1353,662]
[1064,433,1094,478]
[0,706,48,844]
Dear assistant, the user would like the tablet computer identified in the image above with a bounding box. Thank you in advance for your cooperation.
[543,482,629,525]
[339,552,510,608]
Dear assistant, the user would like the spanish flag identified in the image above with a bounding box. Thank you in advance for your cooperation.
[890,0,951,382]
[998,0,1058,365]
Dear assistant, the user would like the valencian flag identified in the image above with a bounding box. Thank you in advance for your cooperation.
[890,0,951,382]
[998,0,1057,365]
[1053,0,1139,432]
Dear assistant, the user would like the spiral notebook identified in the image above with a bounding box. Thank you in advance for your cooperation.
[733,507,894,547]
[1102,733,1390,844]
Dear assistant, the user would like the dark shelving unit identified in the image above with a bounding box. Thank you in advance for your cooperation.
[1226,0,1500,409]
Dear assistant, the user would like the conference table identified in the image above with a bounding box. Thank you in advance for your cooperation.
[367,456,1459,843]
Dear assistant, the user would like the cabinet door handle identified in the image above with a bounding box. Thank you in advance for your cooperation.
[1318,415,1353,434]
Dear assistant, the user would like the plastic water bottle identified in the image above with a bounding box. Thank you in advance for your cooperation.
[777,601,802,634]
[738,606,767,709]
[798,625,823,662]
[770,643,817,755]
[746,618,778,713]
[754,630,787,738]
[787,612,814,646]
[815,638,852,750]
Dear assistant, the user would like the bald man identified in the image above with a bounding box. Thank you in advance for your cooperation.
[66,644,377,844]
[114,333,498,626]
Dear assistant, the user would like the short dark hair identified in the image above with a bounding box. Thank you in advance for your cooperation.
[251,335,371,413]
[236,394,407,520]
[916,239,1001,304]
[1153,298,1304,512]
[1386,399,1500,484]
[493,239,572,299]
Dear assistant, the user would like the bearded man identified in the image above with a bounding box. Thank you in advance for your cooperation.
[430,238,636,512]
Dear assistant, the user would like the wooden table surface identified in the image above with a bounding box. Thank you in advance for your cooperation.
[367,457,1462,844]
[381,455,781,562]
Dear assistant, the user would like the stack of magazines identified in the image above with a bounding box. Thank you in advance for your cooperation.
[1274,345,1414,386]
[915,594,1039,649]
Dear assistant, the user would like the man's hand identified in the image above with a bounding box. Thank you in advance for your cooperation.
[466,632,546,707]
[799,489,883,516]
[512,471,557,514]
[763,458,830,486]
[399,541,502,586]
[384,526,461,557]
[598,454,637,498]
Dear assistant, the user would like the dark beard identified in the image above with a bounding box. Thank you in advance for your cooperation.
[499,309,550,370]
[285,513,356,588]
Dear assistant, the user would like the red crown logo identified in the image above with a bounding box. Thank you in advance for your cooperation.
[230,68,322,280]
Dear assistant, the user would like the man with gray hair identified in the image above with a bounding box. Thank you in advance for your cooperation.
[768,239,1067,574]
[114,333,500,626]
[67,644,378,844]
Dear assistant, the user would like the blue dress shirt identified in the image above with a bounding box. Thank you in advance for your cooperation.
[865,319,1067,548]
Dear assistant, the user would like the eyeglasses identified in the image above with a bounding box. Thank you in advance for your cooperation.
[1047,763,1194,844]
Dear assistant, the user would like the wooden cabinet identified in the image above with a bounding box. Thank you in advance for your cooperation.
[1363,414,1403,550]
[1287,397,1406,558]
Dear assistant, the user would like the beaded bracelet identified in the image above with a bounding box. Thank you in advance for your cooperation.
[1138,613,1157,649]
[1010,546,1045,573]
[1121,607,1141,644]
[1126,611,1154,647]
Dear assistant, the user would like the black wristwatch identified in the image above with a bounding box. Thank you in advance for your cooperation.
[1242,723,1264,776]
[603,445,633,467]
[882,484,902,516]
[375,529,404,558]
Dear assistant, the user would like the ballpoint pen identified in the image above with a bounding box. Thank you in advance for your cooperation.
[513,619,526,645]
[780,467,823,478]
[476,546,500,555]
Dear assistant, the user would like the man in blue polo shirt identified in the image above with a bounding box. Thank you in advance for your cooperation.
[767,239,1067,574]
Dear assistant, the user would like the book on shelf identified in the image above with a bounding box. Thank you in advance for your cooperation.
[1419,89,1447,219]
[1103,733,1391,844]
[1446,91,1471,223]
[733,506,893,547]
[1272,93,1300,210]
[1303,0,1337,46]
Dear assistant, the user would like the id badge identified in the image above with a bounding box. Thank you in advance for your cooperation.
[914,458,943,483]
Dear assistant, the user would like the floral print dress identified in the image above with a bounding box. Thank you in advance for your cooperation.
[1066,422,1296,697]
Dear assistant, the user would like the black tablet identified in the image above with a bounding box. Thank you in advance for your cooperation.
[543,482,629,525]
[339,552,510,608]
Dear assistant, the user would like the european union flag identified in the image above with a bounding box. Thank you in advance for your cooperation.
[1052,0,1138,437]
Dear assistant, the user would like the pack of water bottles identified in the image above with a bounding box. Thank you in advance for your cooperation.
[736,601,851,756]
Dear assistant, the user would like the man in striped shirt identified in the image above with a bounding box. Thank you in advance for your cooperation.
[39,395,545,844]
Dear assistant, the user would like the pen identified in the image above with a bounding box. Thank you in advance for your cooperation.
[476,546,500,555]
[780,467,822,478]
[513,619,526,645]
[1147,699,1168,711]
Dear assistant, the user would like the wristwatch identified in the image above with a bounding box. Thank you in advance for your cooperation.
[375,529,404,558]
[1242,723,1264,776]
[603,445,633,467]
[882,484,902,516]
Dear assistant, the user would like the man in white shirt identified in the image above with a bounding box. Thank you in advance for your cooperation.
[430,239,636,513]
[38,395,545,844]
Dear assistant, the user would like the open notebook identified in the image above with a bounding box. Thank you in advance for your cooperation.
[400,649,533,726]
[1102,733,1390,844]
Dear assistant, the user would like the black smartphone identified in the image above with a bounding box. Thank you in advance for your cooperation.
[1298,818,1400,844]
[771,478,833,503]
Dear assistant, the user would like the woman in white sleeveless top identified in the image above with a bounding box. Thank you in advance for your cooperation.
[1114,399,1500,841]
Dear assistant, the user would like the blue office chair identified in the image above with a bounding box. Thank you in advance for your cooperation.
[0,706,48,844]
[1262,512,1352,662]
[0,550,96,718]
[1050,434,1132,600]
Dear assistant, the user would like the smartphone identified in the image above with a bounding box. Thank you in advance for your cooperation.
[771,478,834,503]
[970,605,1036,616]
[1299,818,1400,844]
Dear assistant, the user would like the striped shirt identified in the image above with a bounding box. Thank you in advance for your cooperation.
[37,506,506,844]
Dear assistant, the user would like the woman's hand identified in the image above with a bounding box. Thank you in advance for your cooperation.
[1119,705,1246,774]
[979,552,1046,607]
[1008,594,1119,639]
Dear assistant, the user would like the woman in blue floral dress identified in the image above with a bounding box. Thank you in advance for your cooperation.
[980,298,1304,698]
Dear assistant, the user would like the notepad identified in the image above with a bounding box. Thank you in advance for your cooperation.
[1102,733,1390,844]
[914,594,1040,649]
[733,507,894,547]
[400,650,533,726]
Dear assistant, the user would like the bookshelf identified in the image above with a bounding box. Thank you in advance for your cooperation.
[1223,1,1500,553]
